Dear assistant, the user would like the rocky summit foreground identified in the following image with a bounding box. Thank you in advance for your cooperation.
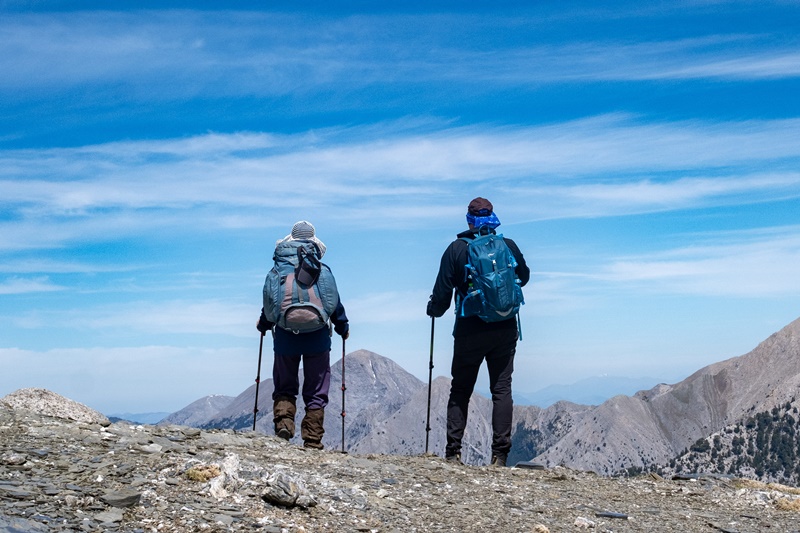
[3,404,800,532]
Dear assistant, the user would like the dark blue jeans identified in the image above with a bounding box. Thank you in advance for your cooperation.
[446,327,517,459]
[272,350,331,410]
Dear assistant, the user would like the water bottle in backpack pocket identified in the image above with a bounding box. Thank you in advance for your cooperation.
[459,284,486,318]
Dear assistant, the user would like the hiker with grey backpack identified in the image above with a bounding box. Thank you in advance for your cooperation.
[427,197,529,467]
[256,221,349,450]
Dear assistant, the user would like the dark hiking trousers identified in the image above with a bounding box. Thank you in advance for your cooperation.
[446,327,517,459]
[272,350,331,410]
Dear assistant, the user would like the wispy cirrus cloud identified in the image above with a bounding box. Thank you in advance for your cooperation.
[0,276,63,294]
[1,12,798,102]
[2,116,799,235]
[597,226,800,296]
[0,259,139,274]
[506,172,800,220]
[36,299,256,337]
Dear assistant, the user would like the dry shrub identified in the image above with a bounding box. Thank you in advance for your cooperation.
[775,498,800,512]
[733,479,766,490]
[733,479,800,495]
[185,464,221,482]
[733,478,800,511]
[768,483,800,495]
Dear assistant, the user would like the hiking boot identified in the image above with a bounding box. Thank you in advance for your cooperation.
[301,408,325,450]
[273,398,297,440]
[490,454,507,468]
[445,452,462,464]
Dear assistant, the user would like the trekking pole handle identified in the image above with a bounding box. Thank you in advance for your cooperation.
[429,317,435,369]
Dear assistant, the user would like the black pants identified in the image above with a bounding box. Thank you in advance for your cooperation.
[446,327,517,459]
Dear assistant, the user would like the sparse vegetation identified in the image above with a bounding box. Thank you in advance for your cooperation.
[185,464,221,482]
[508,423,543,466]
[659,402,800,485]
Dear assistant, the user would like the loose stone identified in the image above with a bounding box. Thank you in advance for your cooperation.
[100,489,142,508]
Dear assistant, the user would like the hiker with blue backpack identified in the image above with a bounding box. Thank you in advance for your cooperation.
[257,221,349,450]
[427,197,530,467]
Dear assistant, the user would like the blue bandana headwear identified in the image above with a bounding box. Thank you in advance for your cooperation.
[466,197,500,229]
[466,211,501,229]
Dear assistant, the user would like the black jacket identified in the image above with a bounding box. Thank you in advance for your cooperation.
[428,227,530,336]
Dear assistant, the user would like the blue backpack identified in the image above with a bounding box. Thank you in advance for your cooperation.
[263,240,340,334]
[457,230,524,323]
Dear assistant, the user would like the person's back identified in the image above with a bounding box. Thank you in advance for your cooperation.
[257,221,349,449]
[427,197,529,466]
[265,238,339,334]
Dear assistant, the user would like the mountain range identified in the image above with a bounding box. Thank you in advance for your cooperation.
[162,316,800,480]
[107,411,172,425]
[511,375,664,408]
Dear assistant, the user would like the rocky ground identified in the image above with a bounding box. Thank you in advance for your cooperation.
[3,391,800,532]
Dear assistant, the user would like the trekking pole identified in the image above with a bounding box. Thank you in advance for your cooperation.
[252,331,265,431]
[341,336,347,453]
[425,316,435,454]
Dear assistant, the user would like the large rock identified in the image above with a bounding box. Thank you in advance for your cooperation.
[0,388,109,426]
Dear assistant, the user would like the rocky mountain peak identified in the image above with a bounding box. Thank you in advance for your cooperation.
[0,388,109,426]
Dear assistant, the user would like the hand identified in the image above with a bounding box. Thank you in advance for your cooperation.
[335,324,350,340]
[426,300,437,318]
[256,313,273,334]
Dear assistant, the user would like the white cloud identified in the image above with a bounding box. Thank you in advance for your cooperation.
[8,299,257,337]
[1,12,798,101]
[650,51,800,80]
[598,226,800,296]
[1,116,798,254]
[88,300,256,337]
[508,172,800,220]
[56,116,800,192]
[0,276,63,294]
[0,259,140,274]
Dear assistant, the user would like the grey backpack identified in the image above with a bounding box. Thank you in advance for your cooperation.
[263,240,339,334]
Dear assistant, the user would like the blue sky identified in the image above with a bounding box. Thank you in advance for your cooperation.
[2,1,799,414]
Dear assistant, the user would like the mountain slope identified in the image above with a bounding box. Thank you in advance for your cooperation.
[173,349,425,452]
[661,399,800,484]
[534,317,800,474]
[350,375,495,465]
[159,395,234,427]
